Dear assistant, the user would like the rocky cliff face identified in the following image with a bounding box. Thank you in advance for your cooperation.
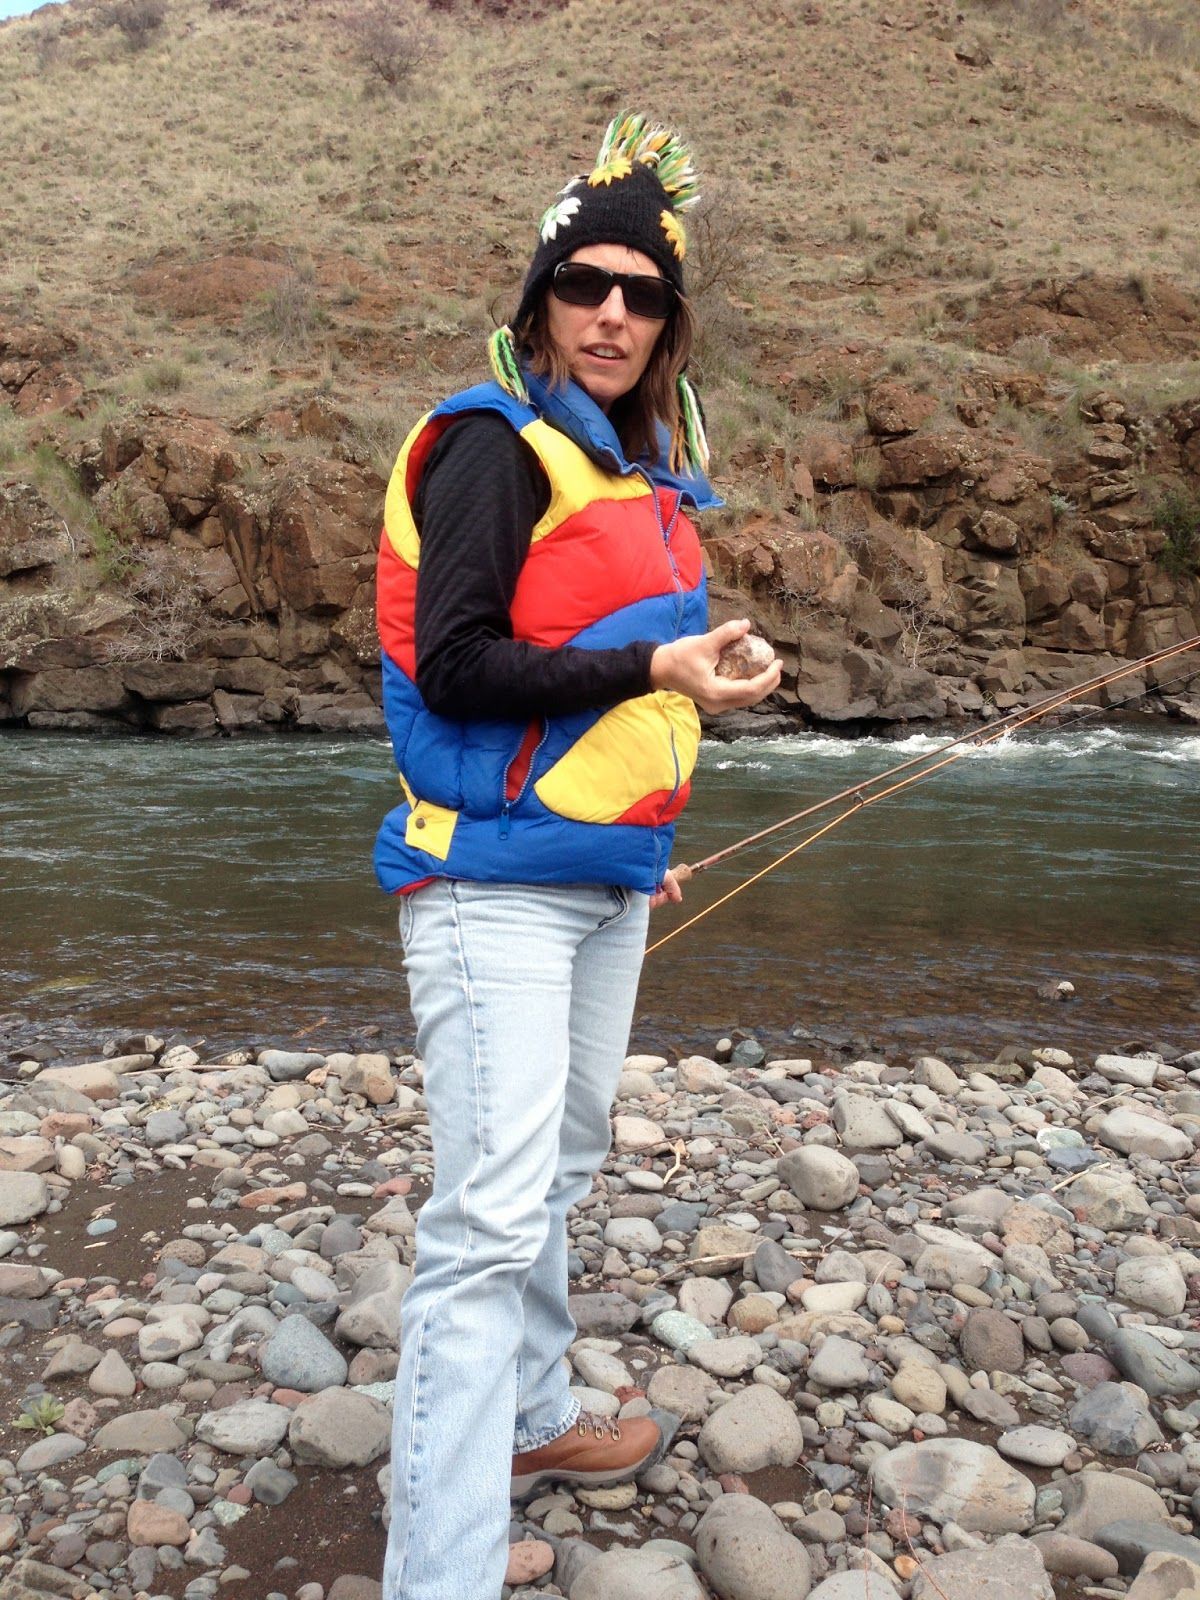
[2,295,1199,738]
[707,379,1200,730]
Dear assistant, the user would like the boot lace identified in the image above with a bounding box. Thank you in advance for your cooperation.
[575,1410,622,1441]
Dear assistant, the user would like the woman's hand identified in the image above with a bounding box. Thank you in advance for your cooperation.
[650,619,782,713]
[649,868,684,911]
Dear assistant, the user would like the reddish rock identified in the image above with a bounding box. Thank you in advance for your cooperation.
[804,435,856,488]
[38,1113,94,1140]
[505,1540,555,1586]
[127,1499,190,1547]
[238,1182,308,1211]
[0,1137,55,1174]
[1061,1352,1119,1387]
[372,1176,412,1199]
[268,458,382,615]
[880,431,975,485]
[866,381,938,437]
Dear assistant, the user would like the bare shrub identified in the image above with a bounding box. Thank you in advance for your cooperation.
[839,524,941,667]
[342,1,439,94]
[31,21,63,71]
[104,548,205,663]
[685,186,757,382]
[105,0,168,50]
[251,259,324,353]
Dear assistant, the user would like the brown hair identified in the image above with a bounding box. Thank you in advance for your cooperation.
[513,293,696,472]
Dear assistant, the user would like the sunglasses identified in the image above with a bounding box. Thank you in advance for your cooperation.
[551,261,677,321]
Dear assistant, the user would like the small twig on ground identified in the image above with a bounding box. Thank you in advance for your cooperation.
[1049,1160,1111,1193]
[898,1486,953,1600]
[662,1139,688,1185]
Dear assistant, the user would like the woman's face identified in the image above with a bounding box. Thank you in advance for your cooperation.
[544,242,667,412]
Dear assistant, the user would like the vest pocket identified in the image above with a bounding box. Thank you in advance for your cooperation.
[404,798,459,861]
[533,692,699,825]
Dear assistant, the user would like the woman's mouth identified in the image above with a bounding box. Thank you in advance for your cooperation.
[582,345,626,362]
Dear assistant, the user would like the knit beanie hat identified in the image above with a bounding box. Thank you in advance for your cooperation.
[488,113,710,474]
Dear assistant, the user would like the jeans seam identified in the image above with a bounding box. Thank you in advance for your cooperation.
[393,881,490,1594]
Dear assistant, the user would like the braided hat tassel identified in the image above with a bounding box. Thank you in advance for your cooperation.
[675,372,711,476]
[488,325,529,403]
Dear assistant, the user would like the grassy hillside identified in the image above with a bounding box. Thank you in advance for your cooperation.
[1,0,1198,479]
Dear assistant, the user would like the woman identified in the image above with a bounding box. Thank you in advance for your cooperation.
[374,114,780,1600]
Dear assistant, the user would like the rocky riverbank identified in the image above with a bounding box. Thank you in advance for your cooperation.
[1,1028,1199,1600]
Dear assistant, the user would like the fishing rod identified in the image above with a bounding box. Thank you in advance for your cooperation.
[647,632,1200,955]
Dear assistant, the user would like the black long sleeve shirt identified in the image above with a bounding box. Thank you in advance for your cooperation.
[412,414,657,722]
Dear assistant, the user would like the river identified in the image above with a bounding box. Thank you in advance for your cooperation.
[2,726,1198,1063]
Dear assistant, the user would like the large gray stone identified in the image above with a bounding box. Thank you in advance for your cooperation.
[1098,1109,1193,1162]
[1095,1521,1200,1577]
[288,1388,389,1468]
[1068,1382,1163,1456]
[697,1386,804,1474]
[260,1313,348,1392]
[143,1109,189,1147]
[1094,1054,1159,1088]
[960,1309,1025,1374]
[0,1172,51,1227]
[195,1398,291,1456]
[1128,1551,1200,1599]
[92,1409,187,1453]
[870,1439,1035,1533]
[807,1576,901,1600]
[833,1092,903,1149]
[16,1432,87,1475]
[257,1049,325,1083]
[1068,1170,1151,1231]
[911,1535,1053,1600]
[567,1292,640,1337]
[807,1334,870,1390]
[334,1259,411,1349]
[777,1147,859,1211]
[695,1494,812,1600]
[1115,1257,1188,1317]
[1056,1471,1171,1541]
[1107,1329,1200,1397]
[570,1544,705,1600]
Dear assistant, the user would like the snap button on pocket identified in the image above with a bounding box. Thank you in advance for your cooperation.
[414,816,426,829]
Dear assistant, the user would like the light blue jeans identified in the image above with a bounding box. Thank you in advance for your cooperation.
[382,878,651,1600]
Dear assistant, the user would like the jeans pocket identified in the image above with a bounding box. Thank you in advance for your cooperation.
[398,893,415,946]
[598,886,630,929]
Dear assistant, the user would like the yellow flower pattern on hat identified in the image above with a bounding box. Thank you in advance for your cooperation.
[660,208,687,262]
[587,155,633,188]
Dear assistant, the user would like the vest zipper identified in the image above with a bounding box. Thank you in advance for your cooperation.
[643,476,686,637]
[499,721,548,840]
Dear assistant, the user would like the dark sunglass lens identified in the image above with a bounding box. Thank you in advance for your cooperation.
[623,276,675,319]
[553,264,611,306]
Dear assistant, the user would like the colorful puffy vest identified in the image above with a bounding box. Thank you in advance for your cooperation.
[373,375,717,897]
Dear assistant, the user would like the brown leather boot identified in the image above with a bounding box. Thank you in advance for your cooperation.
[510,1412,663,1498]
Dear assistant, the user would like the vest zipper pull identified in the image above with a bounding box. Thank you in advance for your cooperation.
[499,804,511,840]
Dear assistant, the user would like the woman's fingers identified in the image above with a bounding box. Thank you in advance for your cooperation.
[650,627,781,710]
[695,657,782,712]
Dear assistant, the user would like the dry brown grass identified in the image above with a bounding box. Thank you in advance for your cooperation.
[0,0,1198,484]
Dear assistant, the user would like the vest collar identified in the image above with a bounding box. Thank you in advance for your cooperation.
[524,370,722,513]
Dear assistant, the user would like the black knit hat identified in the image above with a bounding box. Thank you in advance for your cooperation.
[514,153,691,330]
[488,113,709,473]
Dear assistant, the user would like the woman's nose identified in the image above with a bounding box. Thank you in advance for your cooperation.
[596,286,628,324]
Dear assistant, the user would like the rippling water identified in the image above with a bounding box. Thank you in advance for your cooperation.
[1,726,1198,1060]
